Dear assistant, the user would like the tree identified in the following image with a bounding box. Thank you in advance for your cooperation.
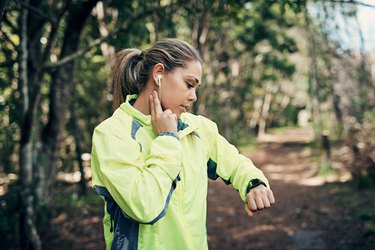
[304,0,375,180]
[16,1,100,248]
[1,1,180,247]
[2,1,340,248]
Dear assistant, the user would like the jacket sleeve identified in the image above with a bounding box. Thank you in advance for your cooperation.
[200,116,269,202]
[91,127,182,223]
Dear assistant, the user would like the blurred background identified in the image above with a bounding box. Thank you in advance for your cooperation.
[0,0,374,249]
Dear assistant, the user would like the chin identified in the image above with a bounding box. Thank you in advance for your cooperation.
[173,110,182,118]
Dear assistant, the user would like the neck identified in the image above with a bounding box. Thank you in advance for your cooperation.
[133,87,156,116]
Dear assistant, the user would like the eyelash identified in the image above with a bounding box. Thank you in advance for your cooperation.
[186,82,194,89]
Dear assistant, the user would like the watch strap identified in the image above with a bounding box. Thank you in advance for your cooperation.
[246,178,267,194]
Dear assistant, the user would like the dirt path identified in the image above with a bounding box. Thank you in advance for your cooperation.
[207,128,364,250]
[44,128,372,249]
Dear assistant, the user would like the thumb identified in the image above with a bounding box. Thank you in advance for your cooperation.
[245,203,254,218]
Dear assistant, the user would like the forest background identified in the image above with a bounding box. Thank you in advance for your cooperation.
[0,0,374,249]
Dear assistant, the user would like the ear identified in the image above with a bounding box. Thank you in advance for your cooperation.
[152,63,165,85]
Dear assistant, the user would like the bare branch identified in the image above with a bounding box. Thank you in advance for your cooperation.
[41,0,73,64]
[43,34,109,69]
[18,0,55,22]
[323,0,375,8]
[43,7,159,70]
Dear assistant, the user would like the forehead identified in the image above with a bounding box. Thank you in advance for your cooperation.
[182,61,202,82]
[169,61,202,80]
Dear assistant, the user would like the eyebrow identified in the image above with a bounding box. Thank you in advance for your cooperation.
[186,75,200,86]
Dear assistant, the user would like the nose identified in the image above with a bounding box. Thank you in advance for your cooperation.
[188,88,197,102]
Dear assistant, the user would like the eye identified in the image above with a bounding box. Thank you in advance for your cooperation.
[186,82,194,89]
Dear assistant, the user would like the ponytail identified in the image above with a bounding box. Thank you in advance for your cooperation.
[111,38,202,110]
[111,49,144,109]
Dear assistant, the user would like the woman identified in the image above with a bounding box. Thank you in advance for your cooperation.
[91,38,275,250]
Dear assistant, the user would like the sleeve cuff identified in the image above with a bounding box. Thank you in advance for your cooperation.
[159,132,179,140]
[245,178,267,194]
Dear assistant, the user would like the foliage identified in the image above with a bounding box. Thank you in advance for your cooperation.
[305,1,375,181]
[349,118,375,183]
[0,0,304,179]
[316,162,336,177]
[0,0,374,248]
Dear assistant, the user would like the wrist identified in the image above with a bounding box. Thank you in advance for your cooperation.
[246,178,267,194]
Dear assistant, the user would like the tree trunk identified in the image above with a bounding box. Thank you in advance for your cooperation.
[305,7,322,141]
[70,104,87,196]
[190,2,211,116]
[95,1,115,91]
[258,90,272,140]
[320,42,344,137]
[39,0,100,203]
[18,0,42,248]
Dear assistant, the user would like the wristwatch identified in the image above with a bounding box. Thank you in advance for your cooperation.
[246,178,266,194]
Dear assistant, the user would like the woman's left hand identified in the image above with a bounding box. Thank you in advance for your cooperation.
[245,185,275,218]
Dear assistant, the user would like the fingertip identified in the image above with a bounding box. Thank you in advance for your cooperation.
[247,210,254,217]
[271,197,276,204]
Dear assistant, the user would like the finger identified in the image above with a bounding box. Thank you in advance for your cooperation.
[245,204,254,217]
[255,195,264,210]
[164,109,172,114]
[153,91,163,115]
[262,193,271,208]
[268,189,276,204]
[247,195,258,211]
[149,94,155,118]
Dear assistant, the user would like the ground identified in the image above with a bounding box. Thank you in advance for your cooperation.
[43,128,375,249]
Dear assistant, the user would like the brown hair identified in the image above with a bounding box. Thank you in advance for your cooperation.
[111,38,202,109]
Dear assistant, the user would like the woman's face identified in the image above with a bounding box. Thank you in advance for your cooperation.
[159,60,202,117]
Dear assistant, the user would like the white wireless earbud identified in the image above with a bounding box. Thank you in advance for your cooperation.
[157,75,162,85]
[157,75,162,102]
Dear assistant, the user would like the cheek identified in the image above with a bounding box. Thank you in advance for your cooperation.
[160,91,177,109]
[164,83,183,99]
[161,79,186,106]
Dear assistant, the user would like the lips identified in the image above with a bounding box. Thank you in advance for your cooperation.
[181,105,190,112]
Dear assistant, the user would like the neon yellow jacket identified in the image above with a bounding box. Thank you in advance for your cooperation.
[91,95,269,250]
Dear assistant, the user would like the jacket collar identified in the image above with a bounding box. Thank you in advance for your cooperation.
[119,95,199,138]
[120,94,152,126]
